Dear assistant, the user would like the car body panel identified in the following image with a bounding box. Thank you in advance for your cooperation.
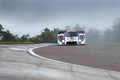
[58,31,86,45]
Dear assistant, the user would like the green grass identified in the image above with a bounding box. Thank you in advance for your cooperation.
[0,42,34,44]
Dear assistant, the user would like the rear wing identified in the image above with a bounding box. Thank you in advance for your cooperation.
[77,31,84,33]
[58,31,84,34]
[58,31,66,34]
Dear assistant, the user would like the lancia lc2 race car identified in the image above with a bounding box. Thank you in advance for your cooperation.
[57,30,86,45]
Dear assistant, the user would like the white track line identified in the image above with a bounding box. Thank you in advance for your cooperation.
[27,43,120,74]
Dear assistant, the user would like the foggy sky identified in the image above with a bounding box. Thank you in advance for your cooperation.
[0,0,120,36]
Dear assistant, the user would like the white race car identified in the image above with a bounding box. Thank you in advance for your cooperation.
[57,30,86,45]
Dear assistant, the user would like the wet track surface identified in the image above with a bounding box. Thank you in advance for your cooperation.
[34,43,120,72]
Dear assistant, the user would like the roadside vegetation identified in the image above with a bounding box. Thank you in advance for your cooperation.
[0,18,120,44]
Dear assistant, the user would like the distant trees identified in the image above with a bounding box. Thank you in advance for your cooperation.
[103,29,113,42]
[86,28,103,43]
[51,28,59,43]
[0,24,4,40]
[0,24,4,31]
[29,35,41,43]
[65,26,71,31]
[20,34,30,42]
[1,18,120,44]
[40,28,52,43]
[0,24,60,43]
[0,24,16,42]
[0,24,30,42]
[23,28,59,43]
[112,18,120,42]
[64,24,85,31]
[38,28,59,43]
[1,30,16,42]
[103,18,120,42]
[74,24,84,31]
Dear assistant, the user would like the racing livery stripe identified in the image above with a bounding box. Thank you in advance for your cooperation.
[60,35,63,40]
[62,36,65,40]
[82,35,85,42]
[58,36,62,43]
[79,35,80,39]
[58,35,65,43]
[79,35,85,42]
[80,35,83,40]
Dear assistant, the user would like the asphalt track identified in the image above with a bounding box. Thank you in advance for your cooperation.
[34,43,120,72]
[1,43,120,80]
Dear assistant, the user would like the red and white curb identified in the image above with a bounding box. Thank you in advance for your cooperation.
[9,43,54,51]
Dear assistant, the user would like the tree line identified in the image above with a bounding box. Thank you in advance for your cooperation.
[0,18,120,44]
[0,25,59,43]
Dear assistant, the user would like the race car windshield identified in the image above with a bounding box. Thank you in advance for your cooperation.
[64,32,78,37]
